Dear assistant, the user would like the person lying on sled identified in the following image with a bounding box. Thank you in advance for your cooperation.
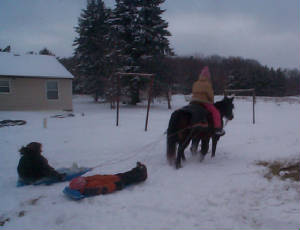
[190,66,225,136]
[17,142,65,184]
[69,162,147,196]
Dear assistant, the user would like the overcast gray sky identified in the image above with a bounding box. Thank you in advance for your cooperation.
[0,0,299,69]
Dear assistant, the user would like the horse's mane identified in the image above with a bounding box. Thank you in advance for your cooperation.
[214,97,234,117]
[214,98,225,111]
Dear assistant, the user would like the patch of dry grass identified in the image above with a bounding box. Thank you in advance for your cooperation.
[257,160,300,181]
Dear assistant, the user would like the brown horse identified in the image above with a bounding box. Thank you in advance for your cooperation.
[166,97,234,169]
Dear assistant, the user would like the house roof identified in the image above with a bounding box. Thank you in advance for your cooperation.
[0,52,73,79]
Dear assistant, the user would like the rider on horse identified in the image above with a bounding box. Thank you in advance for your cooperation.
[190,66,225,136]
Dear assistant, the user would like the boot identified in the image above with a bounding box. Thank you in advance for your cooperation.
[215,128,225,136]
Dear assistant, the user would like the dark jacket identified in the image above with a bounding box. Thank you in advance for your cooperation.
[17,152,62,182]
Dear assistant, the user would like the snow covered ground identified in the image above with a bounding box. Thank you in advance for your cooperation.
[0,95,299,229]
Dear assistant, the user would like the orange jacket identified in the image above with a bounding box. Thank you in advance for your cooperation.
[69,162,147,196]
[82,175,121,195]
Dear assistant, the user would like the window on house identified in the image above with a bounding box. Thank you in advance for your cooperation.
[46,81,58,100]
[0,80,10,93]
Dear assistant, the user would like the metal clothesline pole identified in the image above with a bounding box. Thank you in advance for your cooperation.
[116,74,120,127]
[114,72,155,131]
[145,75,154,131]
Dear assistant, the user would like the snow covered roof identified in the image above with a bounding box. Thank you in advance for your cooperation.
[0,52,73,79]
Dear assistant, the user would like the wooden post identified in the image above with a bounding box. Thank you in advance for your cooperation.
[252,90,256,124]
[167,87,172,110]
[114,72,155,130]
[116,74,120,127]
[43,118,47,128]
[145,75,154,131]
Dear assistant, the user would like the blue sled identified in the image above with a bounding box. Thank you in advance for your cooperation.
[17,167,92,187]
[63,186,86,200]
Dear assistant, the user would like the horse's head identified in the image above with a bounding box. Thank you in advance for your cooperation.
[215,96,234,120]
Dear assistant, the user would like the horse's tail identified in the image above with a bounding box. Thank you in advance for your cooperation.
[166,110,183,163]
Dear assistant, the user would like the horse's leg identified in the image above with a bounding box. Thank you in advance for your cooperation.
[211,136,220,158]
[175,143,183,169]
[176,136,192,169]
[182,130,194,161]
[199,137,209,162]
[181,151,186,161]
[181,139,186,161]
[190,135,201,155]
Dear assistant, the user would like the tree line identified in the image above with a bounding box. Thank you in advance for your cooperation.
[59,0,299,99]
[0,45,55,56]
[163,55,300,97]
[60,53,299,99]
[2,0,299,99]
[69,0,172,104]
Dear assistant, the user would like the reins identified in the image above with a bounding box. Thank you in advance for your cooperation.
[89,100,232,170]
[90,133,165,170]
[90,122,207,170]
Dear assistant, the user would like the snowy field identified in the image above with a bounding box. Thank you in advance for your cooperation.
[0,95,299,229]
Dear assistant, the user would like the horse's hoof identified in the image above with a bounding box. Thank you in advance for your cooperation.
[175,163,182,169]
[190,147,198,155]
[199,154,205,162]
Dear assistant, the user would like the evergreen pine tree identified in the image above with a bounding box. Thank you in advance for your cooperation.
[0,45,11,52]
[39,48,55,56]
[136,0,172,59]
[113,0,139,71]
[111,0,172,104]
[136,0,173,100]
[74,0,111,101]
[112,0,141,104]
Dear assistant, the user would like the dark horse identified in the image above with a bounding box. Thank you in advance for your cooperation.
[166,96,234,169]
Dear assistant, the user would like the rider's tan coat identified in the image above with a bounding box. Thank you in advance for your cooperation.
[191,73,214,104]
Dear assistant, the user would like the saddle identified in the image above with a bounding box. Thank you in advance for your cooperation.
[181,102,210,129]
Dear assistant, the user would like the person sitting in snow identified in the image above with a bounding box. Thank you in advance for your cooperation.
[17,142,65,184]
[69,162,147,196]
[190,66,225,136]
